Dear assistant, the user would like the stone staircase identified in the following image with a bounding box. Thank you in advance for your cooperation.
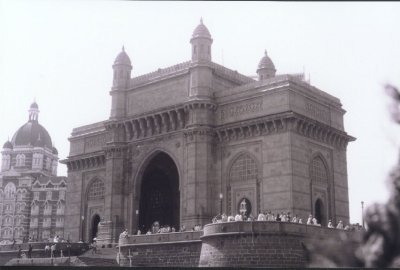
[76,246,120,267]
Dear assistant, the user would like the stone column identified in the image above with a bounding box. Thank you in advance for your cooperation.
[100,123,128,244]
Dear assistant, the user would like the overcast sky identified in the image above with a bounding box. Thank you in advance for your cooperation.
[1,1,400,225]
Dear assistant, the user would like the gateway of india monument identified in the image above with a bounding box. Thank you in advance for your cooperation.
[62,19,355,244]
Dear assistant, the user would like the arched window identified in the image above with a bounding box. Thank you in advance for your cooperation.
[3,228,12,237]
[2,154,10,170]
[310,156,328,184]
[46,157,51,170]
[230,154,258,183]
[87,179,105,201]
[4,182,16,199]
[46,191,52,200]
[16,154,26,167]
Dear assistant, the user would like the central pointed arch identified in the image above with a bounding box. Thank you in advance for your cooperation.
[135,151,180,232]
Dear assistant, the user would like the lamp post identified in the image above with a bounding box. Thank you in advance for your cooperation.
[81,215,85,242]
[135,210,139,232]
[361,201,365,228]
[219,193,223,215]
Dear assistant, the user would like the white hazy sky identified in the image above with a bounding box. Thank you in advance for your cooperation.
[1,1,400,225]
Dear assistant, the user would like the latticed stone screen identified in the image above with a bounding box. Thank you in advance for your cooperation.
[311,157,328,183]
[230,154,258,182]
[88,179,105,201]
[228,154,259,215]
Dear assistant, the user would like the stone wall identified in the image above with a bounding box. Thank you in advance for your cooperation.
[117,222,359,268]
[118,231,202,267]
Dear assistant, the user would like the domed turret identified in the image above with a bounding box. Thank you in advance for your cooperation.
[29,101,40,122]
[112,46,132,89]
[257,50,276,80]
[30,101,39,109]
[192,18,212,39]
[11,102,53,148]
[190,18,213,62]
[110,46,132,119]
[113,46,131,66]
[2,140,13,150]
[52,146,58,155]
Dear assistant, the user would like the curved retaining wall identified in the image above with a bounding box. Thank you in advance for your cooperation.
[199,221,355,268]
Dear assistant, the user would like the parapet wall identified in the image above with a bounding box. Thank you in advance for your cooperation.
[118,231,202,267]
[118,222,360,268]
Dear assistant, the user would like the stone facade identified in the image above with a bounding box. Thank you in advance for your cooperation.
[62,20,354,243]
[0,103,66,243]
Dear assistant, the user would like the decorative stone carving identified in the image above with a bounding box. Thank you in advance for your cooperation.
[66,154,106,172]
[215,112,354,150]
[220,99,263,121]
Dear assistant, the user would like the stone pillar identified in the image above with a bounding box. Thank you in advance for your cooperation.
[64,170,83,242]
[100,123,127,244]
[183,125,215,228]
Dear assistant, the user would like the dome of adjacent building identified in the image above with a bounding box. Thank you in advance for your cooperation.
[34,135,45,148]
[11,121,52,148]
[192,18,211,39]
[113,46,131,66]
[257,50,276,71]
[3,140,13,149]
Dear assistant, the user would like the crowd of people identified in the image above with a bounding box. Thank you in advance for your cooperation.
[136,222,202,236]
[119,222,203,239]
[211,211,362,231]
[118,211,363,241]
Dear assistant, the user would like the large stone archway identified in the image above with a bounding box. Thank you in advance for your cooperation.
[137,152,180,232]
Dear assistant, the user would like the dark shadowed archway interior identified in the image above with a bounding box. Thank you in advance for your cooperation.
[91,214,101,242]
[315,199,325,226]
[139,152,180,232]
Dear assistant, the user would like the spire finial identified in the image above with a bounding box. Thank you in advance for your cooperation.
[200,17,203,24]
[265,49,268,56]
[122,45,125,52]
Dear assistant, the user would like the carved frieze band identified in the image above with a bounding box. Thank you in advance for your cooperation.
[215,113,354,150]
[66,155,106,172]
[118,107,187,141]
[104,144,128,159]
[108,101,217,142]
[184,127,216,142]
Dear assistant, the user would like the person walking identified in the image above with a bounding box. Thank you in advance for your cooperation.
[91,241,97,255]
[50,244,56,258]
[67,240,71,258]
[17,246,22,259]
[44,243,50,257]
[28,244,33,258]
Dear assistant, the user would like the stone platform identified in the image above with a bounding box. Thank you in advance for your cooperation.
[117,221,361,268]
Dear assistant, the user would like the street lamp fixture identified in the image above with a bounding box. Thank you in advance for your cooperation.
[81,215,85,242]
[219,193,223,215]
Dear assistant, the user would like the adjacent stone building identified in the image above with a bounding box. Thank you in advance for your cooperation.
[62,19,355,243]
[0,103,66,243]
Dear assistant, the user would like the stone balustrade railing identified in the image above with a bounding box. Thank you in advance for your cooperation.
[130,61,191,88]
